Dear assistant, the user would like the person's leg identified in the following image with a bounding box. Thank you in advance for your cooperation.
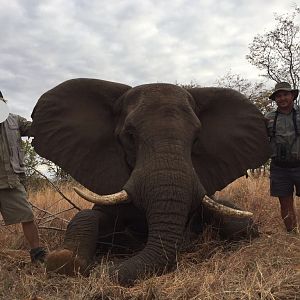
[269,163,299,233]
[278,195,299,232]
[0,185,47,262]
[22,220,47,262]
[22,220,40,249]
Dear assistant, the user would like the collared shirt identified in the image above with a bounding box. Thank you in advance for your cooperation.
[0,114,31,189]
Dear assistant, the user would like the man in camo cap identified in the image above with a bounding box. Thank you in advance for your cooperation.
[265,82,299,234]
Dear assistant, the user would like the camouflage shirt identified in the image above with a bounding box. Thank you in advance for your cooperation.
[0,114,31,189]
[265,105,300,162]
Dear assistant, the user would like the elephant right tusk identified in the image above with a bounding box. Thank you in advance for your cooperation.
[73,187,129,205]
[202,195,253,218]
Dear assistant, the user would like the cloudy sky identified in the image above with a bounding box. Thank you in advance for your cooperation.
[0,0,297,119]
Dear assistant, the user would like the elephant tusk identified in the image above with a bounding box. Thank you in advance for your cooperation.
[73,187,129,205]
[202,195,253,218]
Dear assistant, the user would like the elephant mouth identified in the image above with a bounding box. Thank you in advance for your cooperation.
[73,187,253,218]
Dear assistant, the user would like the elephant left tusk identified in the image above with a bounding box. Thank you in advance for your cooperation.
[73,187,129,205]
[202,195,253,218]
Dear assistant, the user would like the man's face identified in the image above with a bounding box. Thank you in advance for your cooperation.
[274,90,294,111]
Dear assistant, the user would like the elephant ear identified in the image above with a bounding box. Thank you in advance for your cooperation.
[31,78,132,194]
[188,87,271,196]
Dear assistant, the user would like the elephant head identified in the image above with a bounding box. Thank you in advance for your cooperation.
[31,78,270,284]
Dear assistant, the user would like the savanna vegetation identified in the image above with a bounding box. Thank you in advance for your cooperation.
[0,176,299,300]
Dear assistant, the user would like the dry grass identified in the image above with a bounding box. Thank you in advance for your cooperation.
[0,177,299,300]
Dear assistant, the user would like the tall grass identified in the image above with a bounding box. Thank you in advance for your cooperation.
[0,177,299,299]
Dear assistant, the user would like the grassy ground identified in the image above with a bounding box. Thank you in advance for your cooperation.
[0,176,299,300]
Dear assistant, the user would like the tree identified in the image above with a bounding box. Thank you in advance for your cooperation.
[47,163,73,182]
[22,139,44,178]
[177,81,201,89]
[22,139,73,183]
[246,7,300,93]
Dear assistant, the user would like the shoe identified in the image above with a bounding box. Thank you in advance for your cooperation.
[30,247,47,263]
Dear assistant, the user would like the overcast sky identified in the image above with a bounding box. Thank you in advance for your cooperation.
[0,0,297,119]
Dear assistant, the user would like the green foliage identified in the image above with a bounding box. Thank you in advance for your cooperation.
[47,164,73,183]
[22,139,44,178]
[21,139,73,184]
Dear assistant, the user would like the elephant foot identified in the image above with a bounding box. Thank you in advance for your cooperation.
[109,263,138,287]
[109,260,174,286]
[45,249,90,276]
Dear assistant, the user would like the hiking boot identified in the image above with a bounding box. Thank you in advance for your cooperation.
[30,247,47,263]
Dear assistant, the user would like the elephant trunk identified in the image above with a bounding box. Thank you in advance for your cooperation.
[114,156,203,285]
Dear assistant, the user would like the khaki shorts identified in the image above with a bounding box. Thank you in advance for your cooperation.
[0,184,34,225]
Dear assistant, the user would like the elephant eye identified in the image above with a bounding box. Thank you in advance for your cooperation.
[127,132,135,145]
[192,138,199,148]
[119,129,136,148]
[119,129,137,168]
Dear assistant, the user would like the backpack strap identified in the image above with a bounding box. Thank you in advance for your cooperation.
[292,108,300,136]
[272,110,279,137]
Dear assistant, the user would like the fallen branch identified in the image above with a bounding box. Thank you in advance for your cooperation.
[39,208,74,225]
[30,203,69,224]
[29,167,81,211]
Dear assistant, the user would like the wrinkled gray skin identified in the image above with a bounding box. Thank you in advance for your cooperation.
[62,197,259,281]
[31,79,270,285]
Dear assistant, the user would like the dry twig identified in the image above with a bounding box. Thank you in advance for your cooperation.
[29,166,81,211]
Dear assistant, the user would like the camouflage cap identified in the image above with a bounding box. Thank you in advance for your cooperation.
[269,82,299,101]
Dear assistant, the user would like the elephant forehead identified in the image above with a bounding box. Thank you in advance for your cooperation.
[125,83,191,103]
[127,83,188,101]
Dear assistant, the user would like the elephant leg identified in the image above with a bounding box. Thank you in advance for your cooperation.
[46,204,147,277]
[46,209,106,276]
[64,209,103,257]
